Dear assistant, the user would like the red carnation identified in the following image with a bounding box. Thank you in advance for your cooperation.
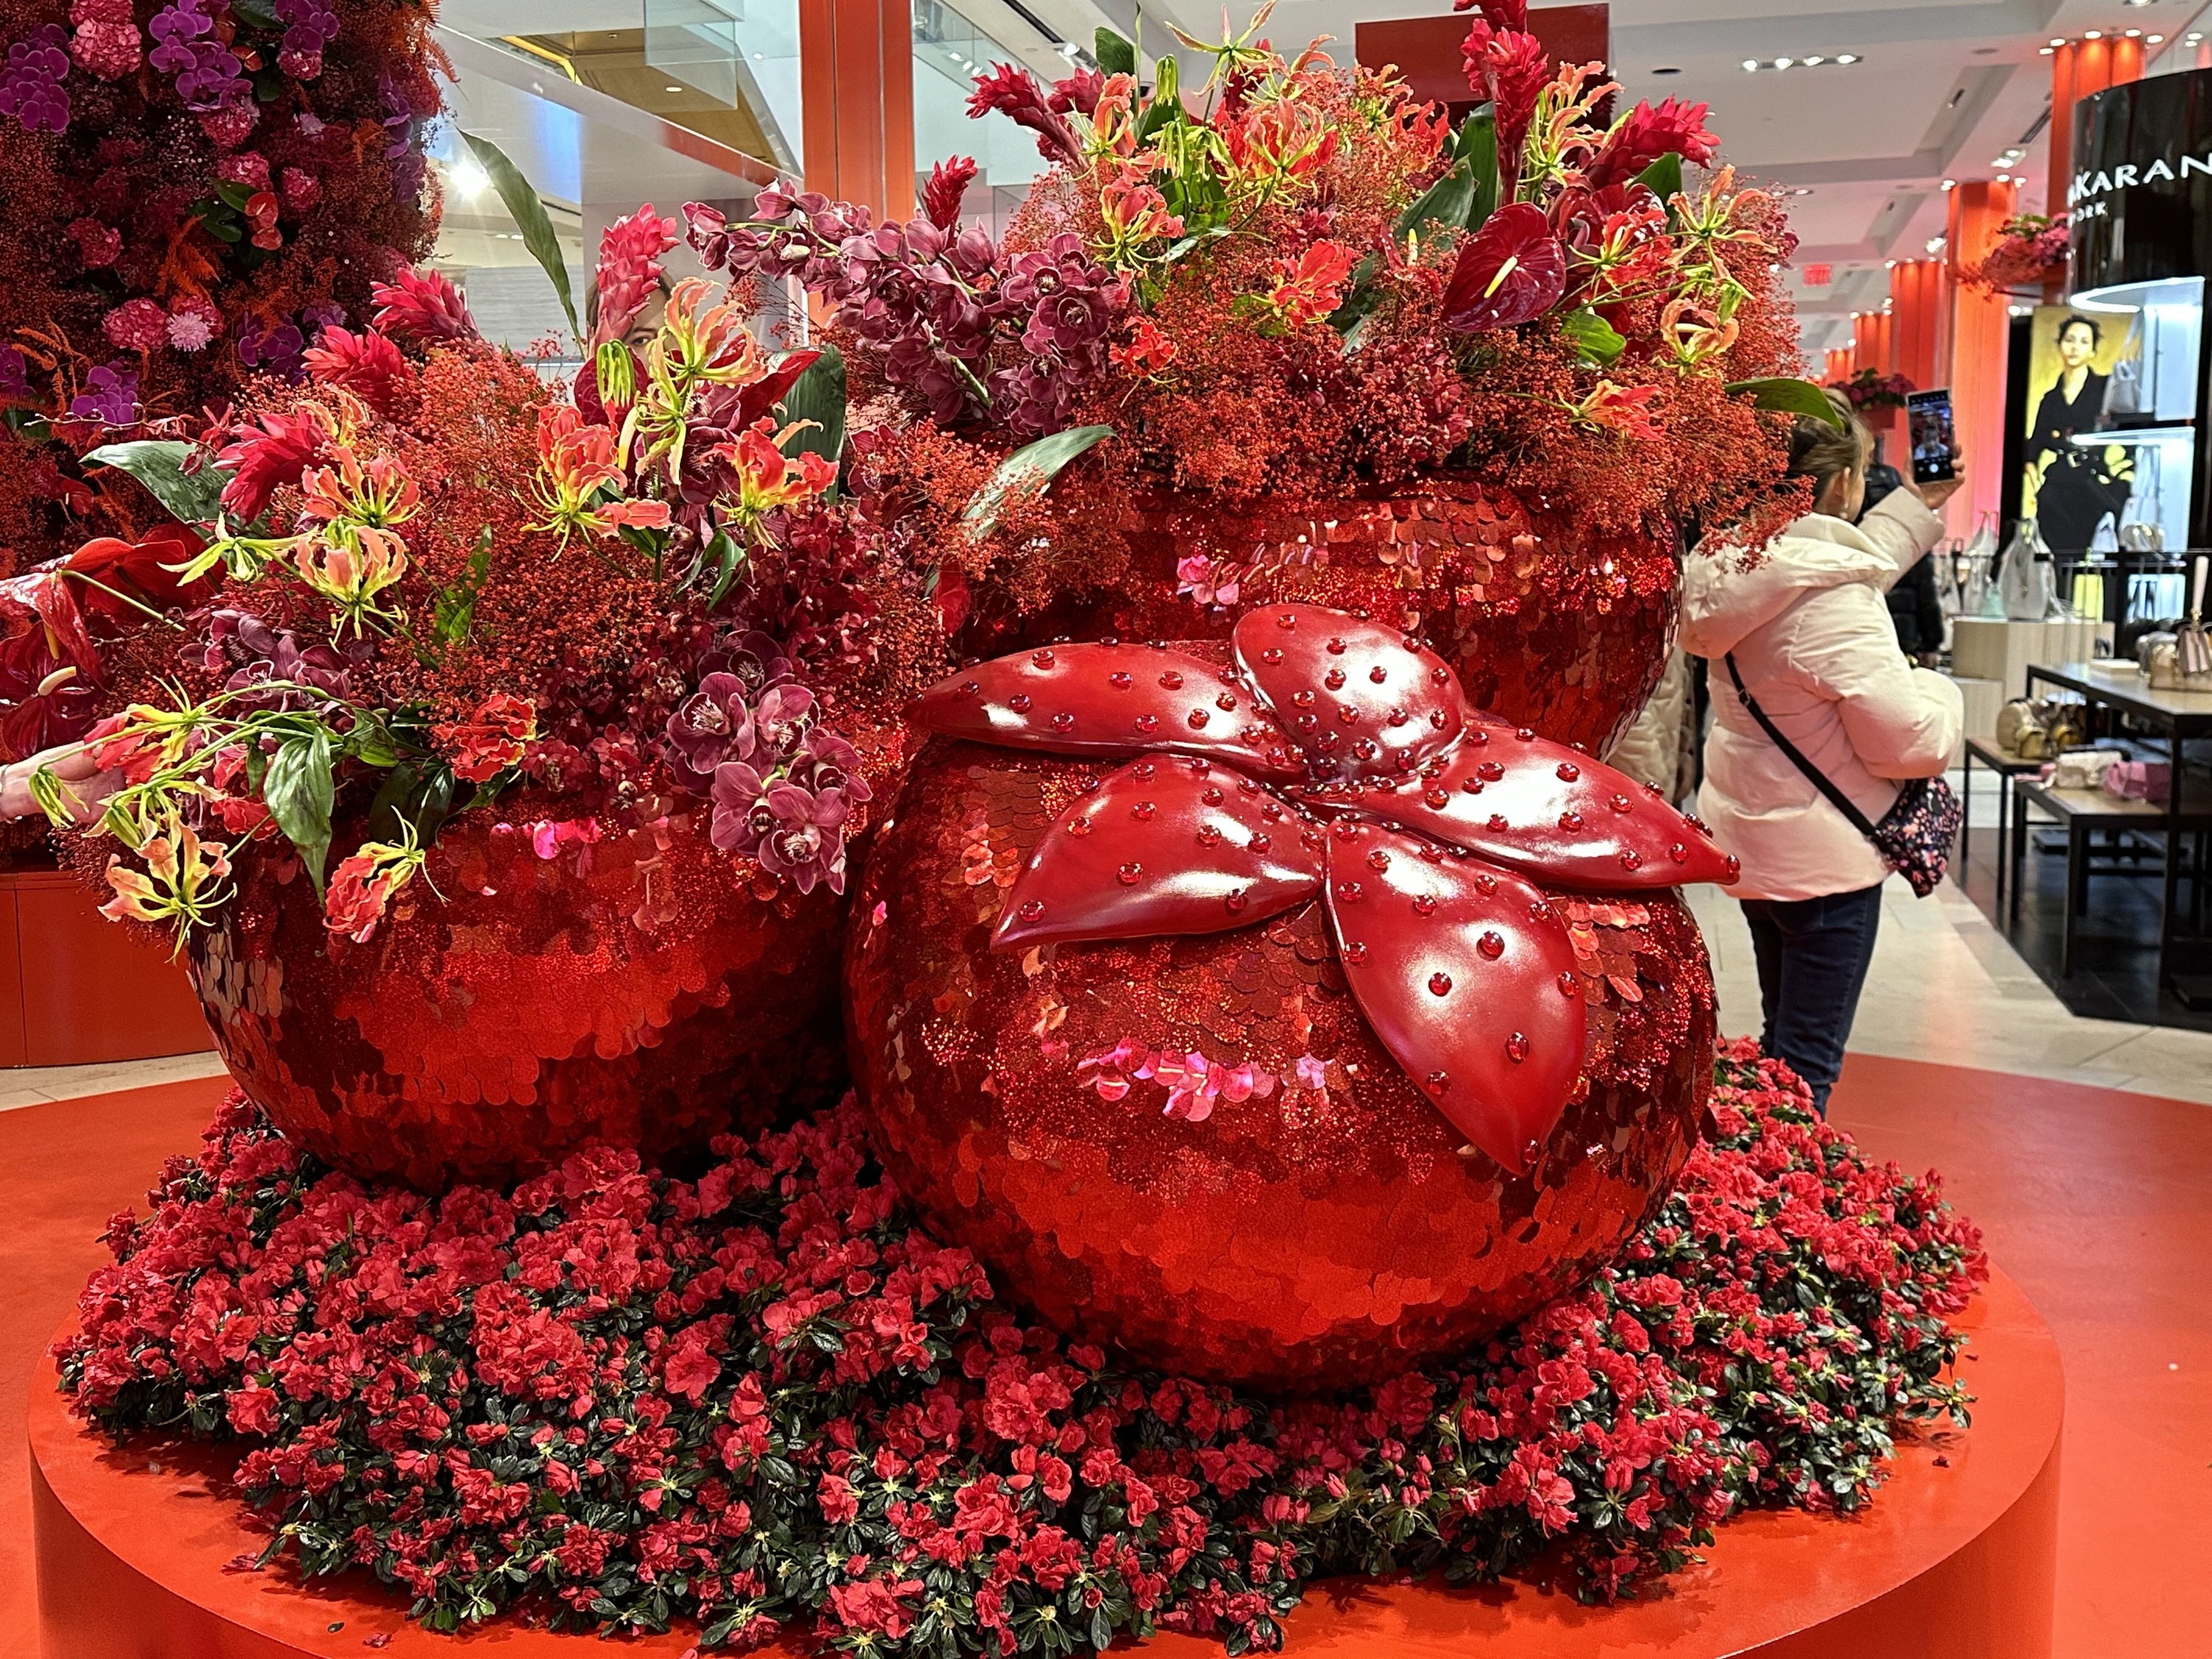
[369,265,478,345]
[433,692,538,784]
[102,299,168,352]
[922,156,977,229]
[1587,97,1720,190]
[966,63,1082,165]
[1442,202,1567,333]
[215,408,327,523]
[301,327,416,416]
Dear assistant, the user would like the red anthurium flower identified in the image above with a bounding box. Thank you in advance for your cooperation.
[1442,203,1568,333]
[63,523,215,627]
[910,604,1739,1173]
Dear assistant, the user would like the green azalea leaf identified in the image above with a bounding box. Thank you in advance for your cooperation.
[1727,376,1846,429]
[461,131,581,343]
[81,440,226,526]
[1094,27,1135,78]
[777,341,845,486]
[263,728,335,892]
[1561,307,1626,366]
[960,425,1114,545]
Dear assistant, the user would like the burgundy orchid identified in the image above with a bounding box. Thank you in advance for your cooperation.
[911,604,1739,1173]
[1442,203,1568,333]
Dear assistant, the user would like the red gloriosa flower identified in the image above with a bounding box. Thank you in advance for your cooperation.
[910,603,1738,1170]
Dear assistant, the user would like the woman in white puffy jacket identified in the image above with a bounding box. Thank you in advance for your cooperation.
[1679,391,1963,1110]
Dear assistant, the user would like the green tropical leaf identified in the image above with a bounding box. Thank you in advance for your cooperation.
[1094,27,1135,77]
[1638,152,1686,227]
[430,529,494,651]
[778,342,846,484]
[1727,377,1846,429]
[1561,307,1626,366]
[263,728,335,892]
[81,440,226,526]
[461,131,580,343]
[1461,105,1500,233]
[959,425,1113,545]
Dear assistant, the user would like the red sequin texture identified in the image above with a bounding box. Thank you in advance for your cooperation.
[846,741,1717,1389]
[964,481,1675,757]
[191,810,845,1192]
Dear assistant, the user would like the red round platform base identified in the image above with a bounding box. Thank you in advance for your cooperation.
[29,1273,2062,1659]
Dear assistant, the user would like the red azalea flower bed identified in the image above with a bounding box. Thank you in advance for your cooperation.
[58,1040,1985,1655]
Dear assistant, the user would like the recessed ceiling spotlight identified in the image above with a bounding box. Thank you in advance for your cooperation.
[2124,28,2143,38]
[2041,46,2056,54]
[664,84,682,91]
[1651,65,1683,75]
[1774,55,1794,68]
[2149,35,2166,44]
[2084,28,2103,38]
[1835,52,1859,64]
[1885,259,1898,269]
[2051,37,2067,46]
[1943,178,1958,189]
[1742,58,1759,71]
[1743,53,1859,72]
[1925,235,1948,255]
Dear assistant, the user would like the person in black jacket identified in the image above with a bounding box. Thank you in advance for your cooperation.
[1863,454,1946,661]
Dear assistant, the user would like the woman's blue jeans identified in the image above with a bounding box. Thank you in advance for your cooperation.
[1738,882,1885,1114]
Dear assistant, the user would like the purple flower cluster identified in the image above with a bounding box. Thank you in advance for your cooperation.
[200,609,369,709]
[664,639,870,894]
[686,186,1126,438]
[67,361,136,425]
[148,0,248,111]
[0,345,29,403]
[1,26,72,133]
[274,0,338,79]
[237,314,306,378]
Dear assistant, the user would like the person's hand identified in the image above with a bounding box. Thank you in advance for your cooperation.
[0,744,119,823]
[1902,459,1966,512]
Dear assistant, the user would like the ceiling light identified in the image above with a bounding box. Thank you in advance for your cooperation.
[2124,28,2142,38]
[1943,178,1958,189]
[2149,35,2166,44]
[1742,58,1759,70]
[1774,55,1794,68]
[448,159,490,198]
[2051,37,2067,46]
[1926,235,1948,254]
[1885,259,1898,269]
[1803,54,1824,65]
[1744,53,1859,72]
[664,84,682,91]
[2041,46,2056,54]
[1835,52,1859,63]
[2084,29,2102,39]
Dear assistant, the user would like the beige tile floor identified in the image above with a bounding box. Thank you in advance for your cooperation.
[7,882,2211,1110]
[1686,877,2212,1107]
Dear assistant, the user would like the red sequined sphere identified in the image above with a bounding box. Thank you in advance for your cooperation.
[846,742,1718,1389]
[970,483,1677,755]
[190,808,844,1191]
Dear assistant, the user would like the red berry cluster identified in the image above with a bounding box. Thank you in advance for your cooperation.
[58,1041,1983,1654]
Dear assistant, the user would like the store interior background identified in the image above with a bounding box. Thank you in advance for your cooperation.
[4,2,2212,1656]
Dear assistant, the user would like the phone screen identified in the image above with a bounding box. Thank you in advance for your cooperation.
[1906,389,1955,484]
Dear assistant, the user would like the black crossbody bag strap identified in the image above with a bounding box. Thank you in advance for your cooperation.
[1723,652,1882,841]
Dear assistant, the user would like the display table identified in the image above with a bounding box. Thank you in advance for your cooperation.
[30,1272,2064,1659]
[0,869,211,1067]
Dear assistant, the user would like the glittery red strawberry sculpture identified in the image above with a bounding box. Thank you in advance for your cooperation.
[847,605,1736,1388]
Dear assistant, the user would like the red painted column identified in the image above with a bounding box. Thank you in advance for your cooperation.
[1946,179,2020,534]
[798,0,915,218]
[1890,260,1942,394]
[2051,44,2076,215]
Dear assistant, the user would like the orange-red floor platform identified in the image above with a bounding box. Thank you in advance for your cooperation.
[3,1057,2205,1658]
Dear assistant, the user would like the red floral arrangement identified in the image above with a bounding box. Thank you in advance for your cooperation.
[0,0,442,578]
[10,213,939,947]
[1961,212,2070,295]
[58,1045,1984,1653]
[908,605,1737,1170]
[1828,366,1913,413]
[685,0,1825,630]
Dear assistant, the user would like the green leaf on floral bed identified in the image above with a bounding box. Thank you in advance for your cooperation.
[1727,376,1846,428]
[461,131,581,344]
[1561,307,1625,366]
[960,424,1114,545]
[81,440,226,526]
[1637,151,1686,220]
[1459,104,1500,233]
[263,728,335,892]
[778,341,846,484]
[229,0,277,27]
[1094,27,1136,77]
[1394,106,1495,245]
[431,529,495,653]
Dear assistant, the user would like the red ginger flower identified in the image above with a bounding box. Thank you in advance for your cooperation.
[369,265,477,345]
[591,204,679,347]
[967,63,1082,166]
[922,156,977,229]
[302,326,415,416]
[911,604,1739,1173]
[1462,18,1551,160]
[1587,97,1720,191]
[215,403,333,522]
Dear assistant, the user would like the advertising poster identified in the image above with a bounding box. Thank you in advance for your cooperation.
[2020,303,2142,551]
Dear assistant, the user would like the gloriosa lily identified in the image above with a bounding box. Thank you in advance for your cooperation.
[628,276,771,481]
[99,816,233,947]
[911,603,1740,1173]
[717,418,838,537]
[295,526,409,636]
